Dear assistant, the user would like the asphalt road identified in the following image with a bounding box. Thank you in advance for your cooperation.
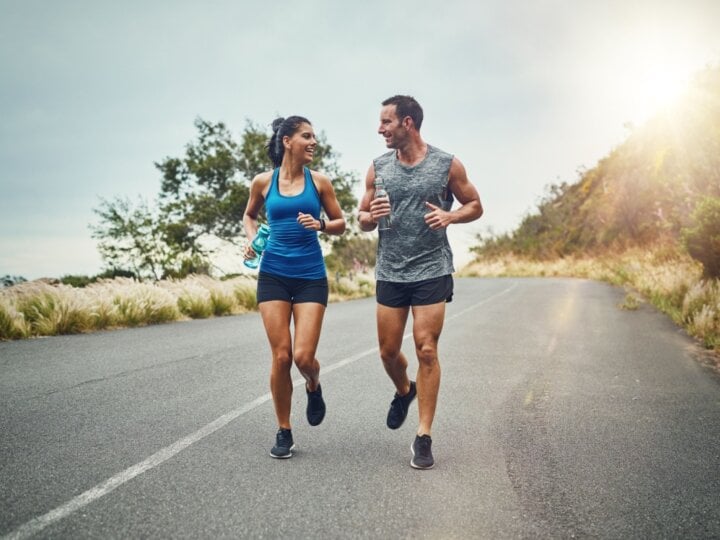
[1,277,719,539]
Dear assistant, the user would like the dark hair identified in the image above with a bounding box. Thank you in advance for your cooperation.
[267,115,312,167]
[382,95,423,130]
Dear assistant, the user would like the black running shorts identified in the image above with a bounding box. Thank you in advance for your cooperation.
[257,272,329,306]
[376,274,454,308]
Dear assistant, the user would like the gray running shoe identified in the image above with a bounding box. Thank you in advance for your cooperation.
[306,384,326,426]
[410,434,434,469]
[386,381,416,429]
[270,428,295,459]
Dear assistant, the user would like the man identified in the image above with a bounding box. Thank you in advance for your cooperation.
[358,95,483,469]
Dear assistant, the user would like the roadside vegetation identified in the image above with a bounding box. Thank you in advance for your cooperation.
[467,65,720,356]
[0,273,374,340]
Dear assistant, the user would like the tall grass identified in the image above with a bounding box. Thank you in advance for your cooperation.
[0,275,259,340]
[460,245,720,352]
[0,272,374,340]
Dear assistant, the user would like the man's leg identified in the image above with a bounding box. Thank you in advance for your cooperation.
[377,303,411,394]
[411,302,445,436]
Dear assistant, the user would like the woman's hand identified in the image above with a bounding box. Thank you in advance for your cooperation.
[297,212,322,231]
[243,242,257,260]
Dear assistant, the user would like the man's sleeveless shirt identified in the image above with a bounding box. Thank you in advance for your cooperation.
[260,167,326,279]
[372,144,455,282]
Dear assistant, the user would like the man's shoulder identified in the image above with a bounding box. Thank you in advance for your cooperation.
[373,150,395,164]
[427,144,454,160]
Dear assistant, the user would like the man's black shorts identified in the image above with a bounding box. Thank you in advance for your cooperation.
[376,274,454,308]
[257,272,329,306]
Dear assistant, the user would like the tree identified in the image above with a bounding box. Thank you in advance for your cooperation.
[1,275,27,288]
[91,197,174,280]
[324,235,376,275]
[92,118,360,278]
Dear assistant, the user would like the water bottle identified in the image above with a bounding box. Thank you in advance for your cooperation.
[374,177,391,231]
[244,224,270,269]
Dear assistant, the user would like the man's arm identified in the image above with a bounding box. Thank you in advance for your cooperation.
[358,164,389,232]
[424,157,483,230]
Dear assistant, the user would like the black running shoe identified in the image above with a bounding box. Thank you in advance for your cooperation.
[270,428,295,459]
[306,384,326,426]
[386,381,417,429]
[410,434,434,469]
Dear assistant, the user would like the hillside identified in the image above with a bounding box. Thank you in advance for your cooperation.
[475,65,720,259]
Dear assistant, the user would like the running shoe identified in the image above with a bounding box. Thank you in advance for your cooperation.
[270,428,295,459]
[410,434,434,469]
[386,381,416,429]
[306,384,326,426]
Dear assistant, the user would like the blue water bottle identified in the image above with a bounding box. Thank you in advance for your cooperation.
[244,224,270,269]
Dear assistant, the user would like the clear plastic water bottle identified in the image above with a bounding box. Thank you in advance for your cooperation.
[244,224,270,269]
[374,177,391,231]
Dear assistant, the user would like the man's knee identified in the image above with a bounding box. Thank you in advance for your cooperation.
[415,341,439,365]
[379,343,403,365]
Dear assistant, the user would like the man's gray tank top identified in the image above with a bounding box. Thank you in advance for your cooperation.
[373,144,455,282]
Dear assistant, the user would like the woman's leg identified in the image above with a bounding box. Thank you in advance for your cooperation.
[259,300,293,429]
[291,302,326,391]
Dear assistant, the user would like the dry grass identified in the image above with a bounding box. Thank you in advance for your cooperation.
[0,273,373,340]
[328,272,375,302]
[460,246,720,353]
[0,275,258,339]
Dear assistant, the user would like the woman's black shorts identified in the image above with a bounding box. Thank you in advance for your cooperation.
[257,272,329,306]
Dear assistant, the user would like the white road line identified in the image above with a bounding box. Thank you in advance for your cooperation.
[3,281,518,540]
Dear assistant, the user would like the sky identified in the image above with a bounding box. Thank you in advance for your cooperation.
[2,0,720,279]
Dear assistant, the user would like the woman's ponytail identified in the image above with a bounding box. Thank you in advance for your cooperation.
[266,115,311,168]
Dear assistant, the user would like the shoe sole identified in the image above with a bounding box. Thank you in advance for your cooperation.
[269,443,296,459]
[410,442,434,470]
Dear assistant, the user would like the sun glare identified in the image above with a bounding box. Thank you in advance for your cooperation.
[620,35,700,125]
[629,64,692,123]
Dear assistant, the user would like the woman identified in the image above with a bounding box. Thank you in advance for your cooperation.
[243,116,346,458]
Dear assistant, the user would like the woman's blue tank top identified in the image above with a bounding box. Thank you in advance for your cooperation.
[260,167,326,279]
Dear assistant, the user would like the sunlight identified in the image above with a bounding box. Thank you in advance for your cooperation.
[620,34,699,125]
[629,63,692,123]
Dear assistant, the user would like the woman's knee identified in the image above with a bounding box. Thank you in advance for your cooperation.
[293,349,318,372]
[272,349,293,369]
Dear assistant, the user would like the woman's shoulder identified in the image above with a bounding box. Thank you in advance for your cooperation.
[307,169,333,193]
[307,169,331,185]
[252,169,275,187]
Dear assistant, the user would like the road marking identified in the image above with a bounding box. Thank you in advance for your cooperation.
[3,281,518,540]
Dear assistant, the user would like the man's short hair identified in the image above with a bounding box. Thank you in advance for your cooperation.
[382,95,423,130]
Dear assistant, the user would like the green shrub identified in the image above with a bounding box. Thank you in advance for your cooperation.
[209,289,235,316]
[113,284,180,326]
[0,298,29,339]
[233,284,257,311]
[177,292,213,318]
[61,275,95,288]
[682,196,720,278]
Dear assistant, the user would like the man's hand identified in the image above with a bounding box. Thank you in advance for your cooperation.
[424,202,453,230]
[369,196,391,223]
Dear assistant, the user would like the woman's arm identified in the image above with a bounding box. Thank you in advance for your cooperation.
[301,171,346,235]
[243,172,271,257]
